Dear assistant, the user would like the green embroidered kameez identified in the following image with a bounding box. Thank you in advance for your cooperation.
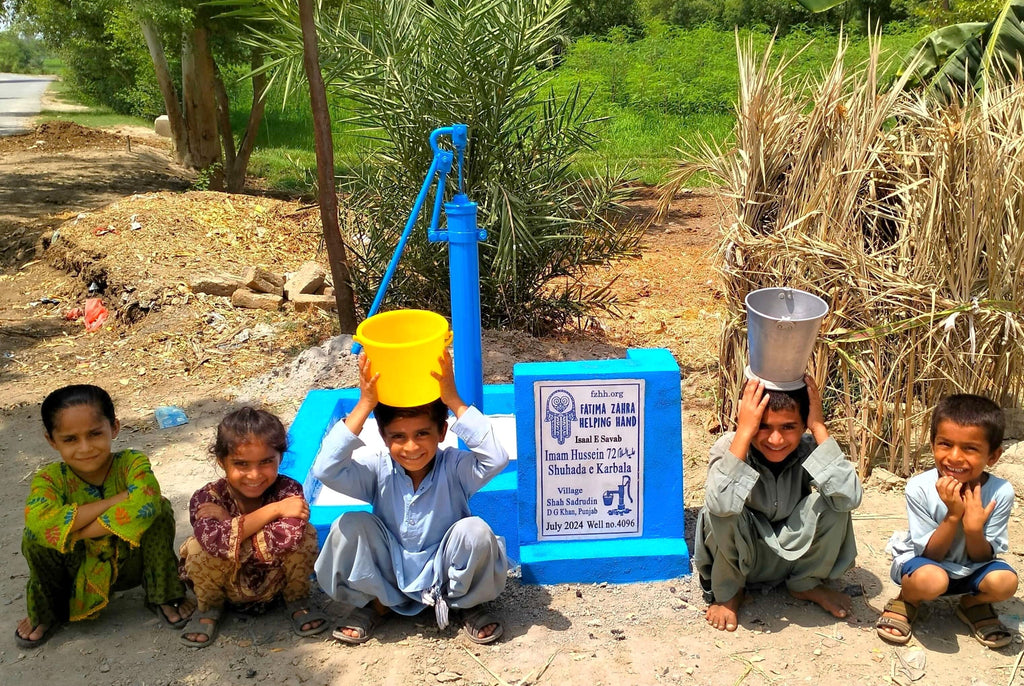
[22,449,184,625]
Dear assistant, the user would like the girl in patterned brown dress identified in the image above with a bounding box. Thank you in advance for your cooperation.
[178,407,327,647]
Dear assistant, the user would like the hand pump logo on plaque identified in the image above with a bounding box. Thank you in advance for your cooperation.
[535,379,644,540]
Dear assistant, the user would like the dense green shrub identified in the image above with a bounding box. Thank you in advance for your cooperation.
[13,0,166,116]
[554,22,926,117]
[0,31,47,73]
[670,0,722,27]
[566,0,644,36]
[666,0,911,32]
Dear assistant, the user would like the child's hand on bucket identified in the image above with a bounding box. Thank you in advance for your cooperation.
[356,353,380,407]
[730,379,769,462]
[342,353,380,435]
[431,350,468,419]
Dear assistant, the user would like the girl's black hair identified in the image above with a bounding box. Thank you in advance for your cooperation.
[209,407,288,462]
[41,384,116,435]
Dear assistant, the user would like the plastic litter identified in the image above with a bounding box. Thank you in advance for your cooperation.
[93,224,117,236]
[154,406,189,429]
[83,298,109,332]
[130,214,142,231]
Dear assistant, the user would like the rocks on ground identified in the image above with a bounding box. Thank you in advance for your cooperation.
[192,260,335,313]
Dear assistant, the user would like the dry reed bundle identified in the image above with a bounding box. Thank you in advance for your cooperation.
[660,34,1024,476]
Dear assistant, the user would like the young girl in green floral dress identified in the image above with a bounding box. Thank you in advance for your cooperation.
[15,384,191,648]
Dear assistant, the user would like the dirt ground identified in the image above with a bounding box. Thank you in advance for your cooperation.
[2,116,1024,686]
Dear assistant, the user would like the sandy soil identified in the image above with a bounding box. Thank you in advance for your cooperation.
[2,119,1024,686]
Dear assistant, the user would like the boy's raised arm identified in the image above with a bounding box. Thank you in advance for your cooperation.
[432,350,468,420]
[802,438,863,512]
[311,353,379,499]
[344,353,379,435]
[801,376,861,511]
[728,379,768,461]
[452,406,509,492]
[437,351,508,489]
[705,435,760,517]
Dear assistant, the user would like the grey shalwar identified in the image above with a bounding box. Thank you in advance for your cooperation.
[311,407,508,626]
[694,433,862,602]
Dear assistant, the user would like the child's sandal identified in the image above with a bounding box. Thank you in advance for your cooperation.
[331,605,390,645]
[14,622,58,650]
[957,601,1014,649]
[876,597,916,645]
[285,599,329,637]
[179,606,223,648]
[148,599,194,629]
[461,607,503,645]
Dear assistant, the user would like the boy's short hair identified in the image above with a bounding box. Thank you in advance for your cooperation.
[766,385,810,425]
[375,398,449,434]
[930,394,1004,451]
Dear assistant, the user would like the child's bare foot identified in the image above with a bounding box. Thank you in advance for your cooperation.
[16,616,50,643]
[705,591,744,631]
[789,585,851,619]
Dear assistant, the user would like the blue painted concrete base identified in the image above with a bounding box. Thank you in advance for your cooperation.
[285,349,692,585]
[519,538,690,584]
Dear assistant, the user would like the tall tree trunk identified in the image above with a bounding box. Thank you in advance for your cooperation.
[139,18,187,165]
[213,48,267,194]
[181,24,221,174]
[298,0,357,333]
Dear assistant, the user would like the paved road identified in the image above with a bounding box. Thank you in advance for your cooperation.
[0,73,56,136]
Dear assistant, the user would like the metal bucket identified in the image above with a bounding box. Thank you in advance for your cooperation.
[745,287,828,390]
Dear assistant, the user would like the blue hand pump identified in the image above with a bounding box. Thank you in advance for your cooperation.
[350,124,486,411]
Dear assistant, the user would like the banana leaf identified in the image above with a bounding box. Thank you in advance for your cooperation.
[899,0,1024,96]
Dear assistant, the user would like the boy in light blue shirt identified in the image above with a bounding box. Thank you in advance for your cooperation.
[878,394,1018,648]
[313,351,508,645]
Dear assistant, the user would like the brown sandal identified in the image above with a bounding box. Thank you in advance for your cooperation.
[876,597,917,645]
[332,605,390,645]
[957,601,1013,649]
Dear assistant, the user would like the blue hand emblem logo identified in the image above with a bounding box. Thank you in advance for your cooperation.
[545,390,576,445]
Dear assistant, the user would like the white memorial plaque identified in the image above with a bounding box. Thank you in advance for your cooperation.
[535,379,644,540]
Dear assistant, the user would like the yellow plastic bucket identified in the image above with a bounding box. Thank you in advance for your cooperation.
[353,309,453,407]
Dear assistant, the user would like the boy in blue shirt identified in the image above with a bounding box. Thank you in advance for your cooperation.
[877,394,1018,648]
[312,351,508,645]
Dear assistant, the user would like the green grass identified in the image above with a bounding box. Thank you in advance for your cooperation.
[36,109,154,129]
[240,23,930,191]
[545,22,932,186]
[224,75,377,195]
[36,79,154,128]
[35,24,937,193]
